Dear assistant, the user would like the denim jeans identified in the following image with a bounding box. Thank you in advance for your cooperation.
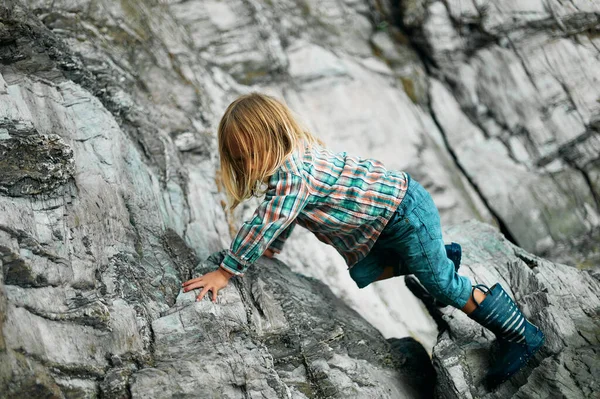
[349,174,472,309]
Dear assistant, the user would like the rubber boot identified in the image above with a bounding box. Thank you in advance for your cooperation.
[468,283,545,388]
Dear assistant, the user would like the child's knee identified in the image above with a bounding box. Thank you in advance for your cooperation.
[349,270,371,289]
[422,280,447,302]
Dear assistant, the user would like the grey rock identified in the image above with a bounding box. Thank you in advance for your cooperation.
[416,221,600,398]
[1,0,599,397]
[0,122,75,197]
[406,0,600,263]
[129,253,433,398]
[0,4,437,393]
[100,363,137,399]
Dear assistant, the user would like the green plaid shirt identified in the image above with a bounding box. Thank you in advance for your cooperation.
[220,144,408,275]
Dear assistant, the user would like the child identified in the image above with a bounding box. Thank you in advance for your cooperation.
[182,93,545,387]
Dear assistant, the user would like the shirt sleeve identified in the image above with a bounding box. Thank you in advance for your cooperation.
[220,171,308,276]
[268,222,297,252]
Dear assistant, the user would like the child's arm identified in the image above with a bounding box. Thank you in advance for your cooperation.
[220,171,308,275]
[266,222,297,255]
[183,170,308,301]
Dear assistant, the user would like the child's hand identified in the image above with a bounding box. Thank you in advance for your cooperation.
[182,268,233,303]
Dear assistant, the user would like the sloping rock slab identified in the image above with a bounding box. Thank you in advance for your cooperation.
[130,251,436,399]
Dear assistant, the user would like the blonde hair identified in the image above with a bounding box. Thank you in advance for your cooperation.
[218,92,323,210]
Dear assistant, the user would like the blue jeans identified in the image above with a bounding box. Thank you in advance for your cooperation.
[349,174,472,309]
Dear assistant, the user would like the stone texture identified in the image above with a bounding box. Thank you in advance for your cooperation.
[0,120,75,197]
[1,0,599,397]
[415,221,600,398]
[129,252,434,399]
[396,0,600,263]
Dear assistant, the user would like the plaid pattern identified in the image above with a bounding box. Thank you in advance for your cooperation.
[220,144,409,275]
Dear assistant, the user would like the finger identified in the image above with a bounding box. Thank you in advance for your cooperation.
[182,276,203,287]
[212,288,219,303]
[183,281,205,292]
[196,286,211,302]
[182,277,203,287]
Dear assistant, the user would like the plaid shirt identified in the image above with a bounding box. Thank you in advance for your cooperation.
[220,144,409,276]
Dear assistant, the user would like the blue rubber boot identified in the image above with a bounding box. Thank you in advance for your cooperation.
[468,283,545,388]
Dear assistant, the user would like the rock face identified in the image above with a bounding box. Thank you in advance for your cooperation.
[129,251,435,399]
[419,221,600,398]
[389,0,600,265]
[1,241,437,399]
[1,0,599,398]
